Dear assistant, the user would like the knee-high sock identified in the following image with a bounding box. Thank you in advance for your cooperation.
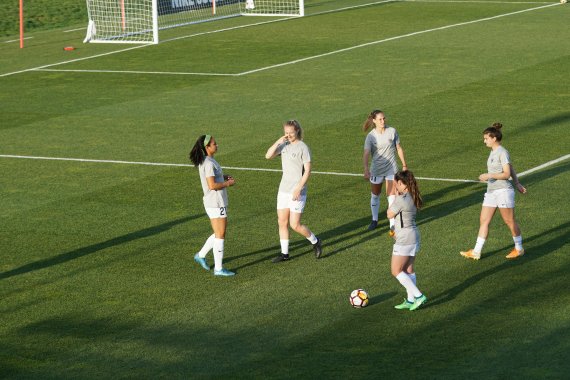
[396,272,422,299]
[371,193,380,221]
[198,234,215,258]
[213,238,224,271]
[407,273,417,302]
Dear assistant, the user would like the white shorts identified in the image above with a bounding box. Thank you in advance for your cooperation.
[205,206,228,219]
[482,188,515,209]
[277,192,306,213]
[370,175,394,185]
[392,243,420,257]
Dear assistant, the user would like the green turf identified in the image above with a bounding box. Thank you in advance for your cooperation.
[1,0,569,378]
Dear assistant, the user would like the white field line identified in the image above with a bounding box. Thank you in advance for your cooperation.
[3,37,33,43]
[36,68,240,77]
[236,2,559,76]
[1,154,568,183]
[63,27,86,33]
[1,1,559,78]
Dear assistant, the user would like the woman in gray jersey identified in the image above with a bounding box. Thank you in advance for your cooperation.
[265,120,322,262]
[387,170,427,311]
[460,123,527,261]
[362,110,408,235]
[189,134,236,276]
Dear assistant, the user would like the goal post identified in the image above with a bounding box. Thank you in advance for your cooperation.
[84,0,304,44]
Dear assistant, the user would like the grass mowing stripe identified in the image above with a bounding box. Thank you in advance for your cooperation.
[3,154,568,183]
[29,2,561,78]
[1,1,559,78]
[237,2,560,75]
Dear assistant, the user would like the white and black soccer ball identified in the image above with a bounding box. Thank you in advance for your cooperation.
[349,289,369,308]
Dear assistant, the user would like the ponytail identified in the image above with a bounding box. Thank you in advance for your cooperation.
[189,135,208,166]
[395,170,423,209]
[362,109,383,132]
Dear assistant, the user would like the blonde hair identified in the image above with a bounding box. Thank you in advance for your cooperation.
[284,119,303,140]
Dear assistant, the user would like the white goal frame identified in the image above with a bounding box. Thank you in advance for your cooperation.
[84,0,304,44]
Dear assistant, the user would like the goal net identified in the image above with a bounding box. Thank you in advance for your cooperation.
[84,0,304,44]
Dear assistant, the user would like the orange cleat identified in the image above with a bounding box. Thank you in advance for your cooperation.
[506,248,525,259]
[460,249,481,260]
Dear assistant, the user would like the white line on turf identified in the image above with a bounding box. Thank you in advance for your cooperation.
[235,3,559,76]
[36,68,240,76]
[1,154,568,183]
[3,37,33,43]
[0,1,559,78]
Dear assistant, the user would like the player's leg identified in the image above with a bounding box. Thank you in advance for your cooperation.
[209,214,234,276]
[273,206,291,262]
[499,198,524,259]
[392,253,424,310]
[461,191,497,260]
[289,202,322,258]
[369,179,383,230]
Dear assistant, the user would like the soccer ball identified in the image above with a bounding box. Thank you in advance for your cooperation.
[349,289,369,308]
[561,0,567,4]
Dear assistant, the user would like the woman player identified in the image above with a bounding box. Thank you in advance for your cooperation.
[189,134,236,276]
[363,110,408,235]
[265,120,322,262]
[387,170,427,311]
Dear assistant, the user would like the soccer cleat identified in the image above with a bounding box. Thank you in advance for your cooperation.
[272,254,290,263]
[409,294,427,311]
[506,248,525,259]
[313,238,323,259]
[389,227,396,239]
[194,253,210,271]
[460,249,481,260]
[394,299,413,310]
[214,268,235,276]
[367,220,378,231]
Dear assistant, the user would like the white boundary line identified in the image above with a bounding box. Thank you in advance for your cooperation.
[1,154,568,183]
[1,2,560,78]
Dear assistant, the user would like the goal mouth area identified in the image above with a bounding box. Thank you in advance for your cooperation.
[84,0,304,44]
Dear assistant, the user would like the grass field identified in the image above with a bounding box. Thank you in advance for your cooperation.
[1,0,569,378]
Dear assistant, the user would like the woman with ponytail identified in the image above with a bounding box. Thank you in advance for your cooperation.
[189,134,236,276]
[387,170,427,311]
[362,110,408,234]
[460,122,527,261]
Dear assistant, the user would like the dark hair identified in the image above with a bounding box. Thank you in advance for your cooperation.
[483,122,503,142]
[362,110,384,132]
[394,170,423,209]
[284,120,303,140]
[189,135,209,166]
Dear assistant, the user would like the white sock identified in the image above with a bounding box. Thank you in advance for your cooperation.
[388,195,396,228]
[307,233,318,245]
[280,239,289,255]
[370,193,380,221]
[513,235,523,251]
[396,272,422,299]
[213,238,224,271]
[407,273,417,302]
[474,237,486,254]
[198,234,215,258]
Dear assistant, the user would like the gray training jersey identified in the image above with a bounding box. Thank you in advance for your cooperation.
[198,156,228,208]
[364,127,400,177]
[277,140,311,195]
[487,146,513,192]
[389,193,420,246]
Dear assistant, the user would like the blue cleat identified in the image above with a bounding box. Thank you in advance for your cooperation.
[214,268,235,276]
[194,253,210,271]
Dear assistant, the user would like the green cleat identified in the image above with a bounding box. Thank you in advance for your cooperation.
[394,299,413,310]
[410,294,427,311]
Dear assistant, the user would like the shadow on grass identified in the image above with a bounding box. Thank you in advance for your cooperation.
[229,216,382,270]
[428,219,570,308]
[0,215,200,281]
